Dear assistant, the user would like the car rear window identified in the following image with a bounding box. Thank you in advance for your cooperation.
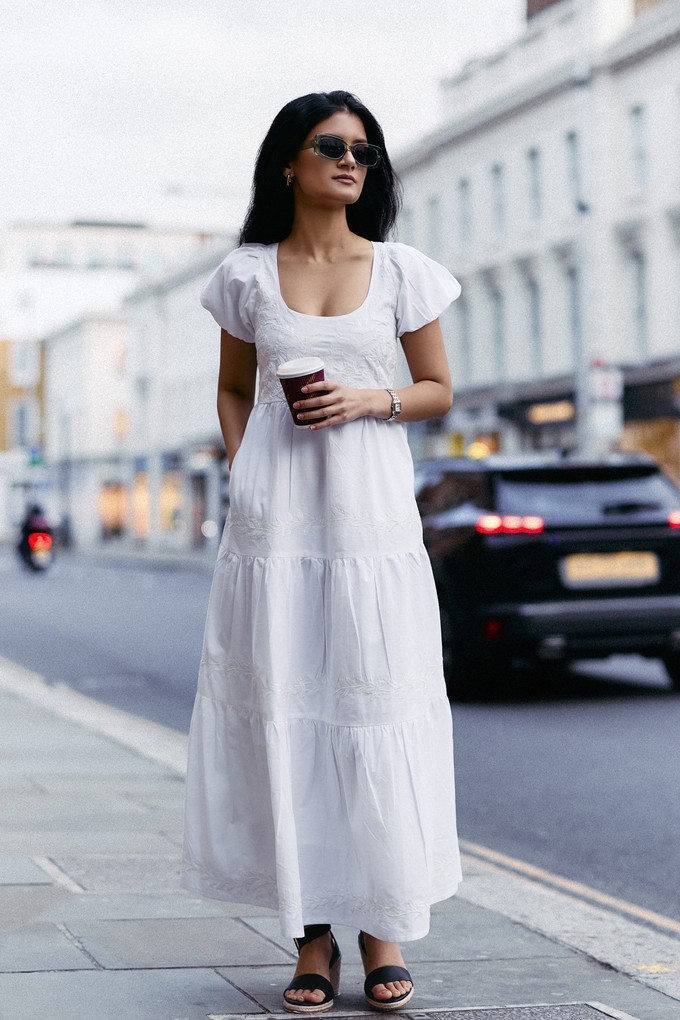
[416,469,491,516]
[496,466,680,523]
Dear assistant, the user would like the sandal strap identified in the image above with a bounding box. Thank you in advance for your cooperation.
[364,965,412,998]
[293,924,331,952]
[285,973,334,1001]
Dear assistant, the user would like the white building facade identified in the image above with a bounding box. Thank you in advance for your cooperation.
[397,0,680,479]
[43,242,234,552]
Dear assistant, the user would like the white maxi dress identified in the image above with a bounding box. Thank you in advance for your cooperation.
[181,240,463,941]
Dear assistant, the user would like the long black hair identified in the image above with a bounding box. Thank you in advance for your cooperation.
[239,91,402,245]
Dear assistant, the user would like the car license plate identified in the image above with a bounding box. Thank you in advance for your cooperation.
[560,551,660,588]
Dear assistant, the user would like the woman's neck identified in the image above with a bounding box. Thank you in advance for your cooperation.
[283,206,364,261]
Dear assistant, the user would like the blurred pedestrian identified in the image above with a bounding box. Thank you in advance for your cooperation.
[182,90,462,1013]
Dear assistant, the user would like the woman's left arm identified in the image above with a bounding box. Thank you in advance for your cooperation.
[393,317,453,422]
[295,318,452,428]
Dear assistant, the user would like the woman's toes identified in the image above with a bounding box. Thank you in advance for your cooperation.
[377,980,412,999]
[286,989,323,1004]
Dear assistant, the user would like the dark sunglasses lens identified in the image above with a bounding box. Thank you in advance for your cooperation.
[353,144,380,168]
[317,136,346,160]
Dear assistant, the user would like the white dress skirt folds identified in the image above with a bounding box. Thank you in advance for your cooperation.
[181,240,463,941]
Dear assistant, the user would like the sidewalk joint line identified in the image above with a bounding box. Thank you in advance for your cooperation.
[55,922,105,969]
[213,967,274,1011]
[237,917,298,959]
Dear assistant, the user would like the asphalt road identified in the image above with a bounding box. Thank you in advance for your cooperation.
[0,548,209,732]
[2,547,679,927]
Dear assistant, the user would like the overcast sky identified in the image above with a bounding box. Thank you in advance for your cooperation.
[1,0,525,235]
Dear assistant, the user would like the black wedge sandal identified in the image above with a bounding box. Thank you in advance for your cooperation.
[358,931,414,1012]
[283,924,341,1014]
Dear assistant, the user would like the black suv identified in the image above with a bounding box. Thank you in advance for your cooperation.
[415,453,680,696]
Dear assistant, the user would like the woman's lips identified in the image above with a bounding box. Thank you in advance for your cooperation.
[333,175,356,184]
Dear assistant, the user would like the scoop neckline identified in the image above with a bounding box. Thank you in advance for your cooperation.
[272,241,377,320]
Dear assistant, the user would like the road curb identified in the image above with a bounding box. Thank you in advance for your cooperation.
[0,653,187,776]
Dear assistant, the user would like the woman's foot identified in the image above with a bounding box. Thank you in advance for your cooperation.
[284,931,332,1007]
[283,928,341,1013]
[358,931,414,1010]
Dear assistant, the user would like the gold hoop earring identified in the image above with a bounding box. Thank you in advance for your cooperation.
[286,174,294,187]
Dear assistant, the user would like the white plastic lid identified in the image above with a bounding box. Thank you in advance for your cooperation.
[276,357,324,378]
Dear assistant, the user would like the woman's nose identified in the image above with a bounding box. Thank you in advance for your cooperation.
[338,147,356,168]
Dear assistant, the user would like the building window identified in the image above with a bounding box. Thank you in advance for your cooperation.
[10,397,39,449]
[527,277,543,375]
[630,105,647,193]
[491,164,506,237]
[458,178,472,251]
[87,248,105,269]
[116,247,135,269]
[113,340,127,374]
[160,471,183,531]
[458,296,472,384]
[567,265,583,372]
[98,482,127,539]
[527,148,542,220]
[490,286,505,378]
[10,341,40,387]
[631,250,648,356]
[54,246,72,267]
[427,196,441,259]
[566,131,583,212]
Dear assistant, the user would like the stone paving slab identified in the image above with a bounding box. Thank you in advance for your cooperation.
[0,968,264,1020]
[0,828,180,855]
[212,1010,636,1020]
[51,853,183,893]
[1,792,156,829]
[36,891,276,922]
[314,1010,635,1019]
[66,915,295,969]
[217,957,676,1019]
[1,708,168,776]
[0,921,96,972]
[0,856,52,884]
[0,883,67,924]
[30,775,185,797]
[244,905,575,965]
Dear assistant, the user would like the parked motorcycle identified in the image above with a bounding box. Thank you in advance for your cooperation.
[17,504,54,572]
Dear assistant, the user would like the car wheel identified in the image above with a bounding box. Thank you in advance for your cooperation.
[662,653,680,691]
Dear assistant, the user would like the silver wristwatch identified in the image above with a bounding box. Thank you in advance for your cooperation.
[385,389,402,421]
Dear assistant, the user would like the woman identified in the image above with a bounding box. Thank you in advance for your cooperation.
[182,90,462,1013]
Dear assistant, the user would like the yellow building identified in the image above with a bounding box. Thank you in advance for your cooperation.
[0,338,43,453]
[0,337,45,540]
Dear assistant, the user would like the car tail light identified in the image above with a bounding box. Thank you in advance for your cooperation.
[484,619,503,641]
[27,532,52,552]
[475,514,545,535]
[668,511,680,529]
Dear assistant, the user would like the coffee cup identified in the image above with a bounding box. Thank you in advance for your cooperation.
[277,357,327,428]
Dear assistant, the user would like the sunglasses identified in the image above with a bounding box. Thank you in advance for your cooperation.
[300,134,382,169]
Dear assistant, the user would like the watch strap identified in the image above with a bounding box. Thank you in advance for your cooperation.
[385,389,401,421]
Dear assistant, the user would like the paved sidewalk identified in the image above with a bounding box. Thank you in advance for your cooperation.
[1,659,679,1020]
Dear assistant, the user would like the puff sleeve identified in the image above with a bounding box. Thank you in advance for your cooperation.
[386,242,461,336]
[200,244,263,342]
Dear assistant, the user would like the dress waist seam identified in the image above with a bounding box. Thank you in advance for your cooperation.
[194,690,449,729]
